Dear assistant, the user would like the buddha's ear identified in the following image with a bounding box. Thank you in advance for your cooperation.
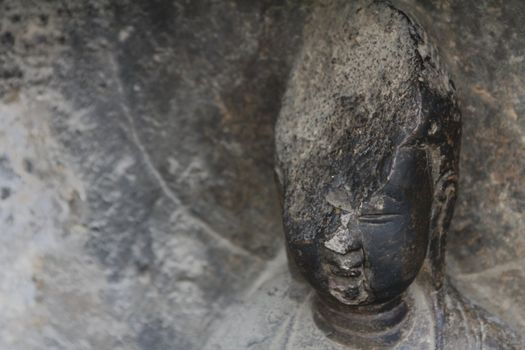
[428,170,458,289]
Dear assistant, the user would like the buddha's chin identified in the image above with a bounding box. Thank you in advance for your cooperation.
[328,277,369,305]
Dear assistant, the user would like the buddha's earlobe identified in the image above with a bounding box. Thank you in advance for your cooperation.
[428,170,458,289]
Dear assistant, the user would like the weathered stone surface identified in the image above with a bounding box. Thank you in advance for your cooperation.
[395,0,525,333]
[0,1,305,349]
[210,2,522,349]
[0,0,523,349]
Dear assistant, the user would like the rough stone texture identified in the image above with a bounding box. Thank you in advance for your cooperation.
[395,0,525,333]
[0,1,305,349]
[0,0,523,349]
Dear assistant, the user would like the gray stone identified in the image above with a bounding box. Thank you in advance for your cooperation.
[0,0,523,349]
[395,0,525,333]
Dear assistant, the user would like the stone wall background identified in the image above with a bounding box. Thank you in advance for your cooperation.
[0,1,522,349]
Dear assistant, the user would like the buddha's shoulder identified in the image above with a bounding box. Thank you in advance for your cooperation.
[203,262,346,350]
[443,284,525,349]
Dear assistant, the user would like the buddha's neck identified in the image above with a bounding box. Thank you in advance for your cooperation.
[313,292,413,348]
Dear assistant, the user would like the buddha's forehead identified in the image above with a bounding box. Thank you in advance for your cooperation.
[275,0,425,176]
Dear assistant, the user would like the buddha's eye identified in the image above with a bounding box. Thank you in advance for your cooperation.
[359,194,403,224]
[358,212,402,224]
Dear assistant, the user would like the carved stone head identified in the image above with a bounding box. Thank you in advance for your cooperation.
[275,1,461,307]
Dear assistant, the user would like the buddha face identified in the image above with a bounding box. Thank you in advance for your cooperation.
[286,146,433,306]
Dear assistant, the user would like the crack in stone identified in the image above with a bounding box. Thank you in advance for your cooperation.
[107,53,257,260]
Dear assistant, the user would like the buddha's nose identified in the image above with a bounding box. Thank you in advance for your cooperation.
[323,215,361,255]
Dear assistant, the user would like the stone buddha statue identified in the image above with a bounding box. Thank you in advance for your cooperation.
[204,1,524,349]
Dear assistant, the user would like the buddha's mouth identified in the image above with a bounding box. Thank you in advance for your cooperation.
[321,247,369,304]
[324,249,363,275]
[328,263,361,278]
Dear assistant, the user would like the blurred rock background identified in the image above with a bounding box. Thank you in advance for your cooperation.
[0,1,522,349]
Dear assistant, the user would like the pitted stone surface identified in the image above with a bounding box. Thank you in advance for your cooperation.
[0,0,523,349]
[0,1,305,349]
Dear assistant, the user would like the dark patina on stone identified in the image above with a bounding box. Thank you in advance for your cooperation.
[275,1,524,348]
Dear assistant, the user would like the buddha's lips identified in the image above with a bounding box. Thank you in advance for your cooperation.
[322,246,364,279]
[326,259,361,277]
